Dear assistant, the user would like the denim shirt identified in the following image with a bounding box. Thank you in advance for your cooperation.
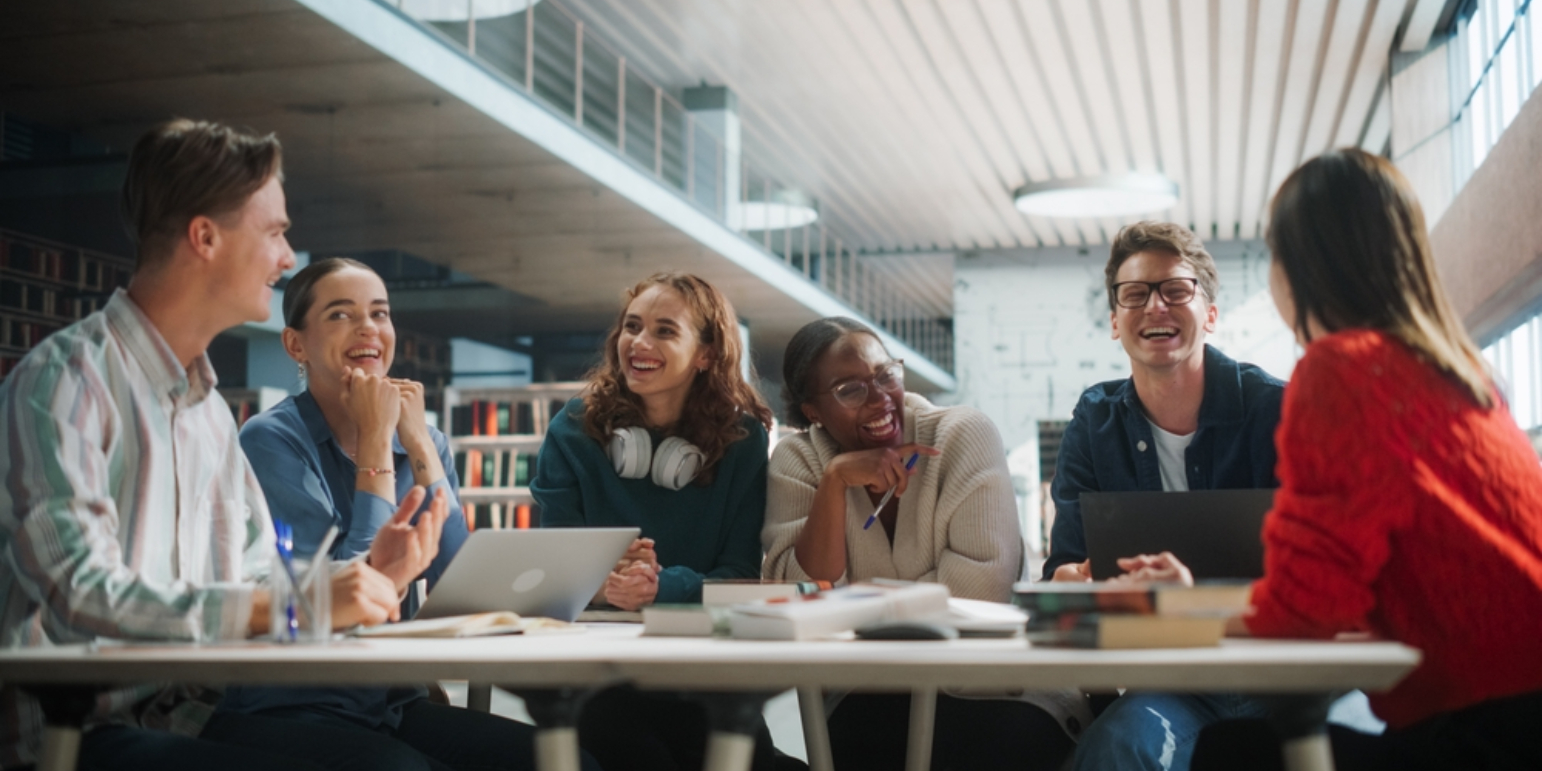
[220,390,469,728]
[1042,345,1285,580]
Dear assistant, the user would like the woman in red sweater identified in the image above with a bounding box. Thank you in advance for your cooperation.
[1130,148,1542,769]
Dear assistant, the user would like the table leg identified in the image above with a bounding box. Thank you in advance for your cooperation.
[1263,693,1338,771]
[467,683,493,713]
[26,684,102,771]
[796,686,834,771]
[516,687,598,771]
[1282,734,1335,771]
[905,687,937,771]
[689,691,775,771]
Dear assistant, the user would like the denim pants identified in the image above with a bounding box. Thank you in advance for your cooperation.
[1073,692,1273,771]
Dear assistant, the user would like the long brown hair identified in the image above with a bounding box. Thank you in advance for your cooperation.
[1267,148,1492,408]
[582,273,773,484]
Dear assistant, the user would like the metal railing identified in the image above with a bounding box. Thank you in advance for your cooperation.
[384,0,953,373]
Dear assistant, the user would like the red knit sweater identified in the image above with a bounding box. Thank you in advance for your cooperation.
[1246,329,1542,729]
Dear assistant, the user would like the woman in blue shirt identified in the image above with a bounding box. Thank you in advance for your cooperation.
[532,272,793,771]
[227,257,600,771]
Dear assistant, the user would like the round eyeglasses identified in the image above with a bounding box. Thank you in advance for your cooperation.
[1111,278,1199,309]
[826,360,904,409]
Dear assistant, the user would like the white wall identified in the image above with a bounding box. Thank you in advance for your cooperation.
[948,239,1299,454]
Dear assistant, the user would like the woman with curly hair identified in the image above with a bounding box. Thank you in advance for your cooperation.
[533,272,794,771]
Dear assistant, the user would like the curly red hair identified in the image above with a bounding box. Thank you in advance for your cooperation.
[582,273,773,485]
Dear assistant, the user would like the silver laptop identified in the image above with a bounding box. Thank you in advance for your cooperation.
[417,527,639,621]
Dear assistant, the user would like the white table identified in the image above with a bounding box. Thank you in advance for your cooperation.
[0,626,1419,771]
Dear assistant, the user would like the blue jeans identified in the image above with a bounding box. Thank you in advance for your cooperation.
[1073,693,1272,771]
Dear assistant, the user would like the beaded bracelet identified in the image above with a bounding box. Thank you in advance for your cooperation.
[356,467,395,477]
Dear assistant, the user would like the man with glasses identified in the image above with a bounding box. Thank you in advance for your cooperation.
[1043,222,1286,771]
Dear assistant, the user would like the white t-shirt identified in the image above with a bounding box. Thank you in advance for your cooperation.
[1147,420,1194,492]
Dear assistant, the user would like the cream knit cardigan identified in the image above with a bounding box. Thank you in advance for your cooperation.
[762,394,1094,742]
[762,393,1022,600]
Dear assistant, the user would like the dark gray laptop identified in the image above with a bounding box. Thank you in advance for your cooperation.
[1081,489,1274,580]
[417,527,640,621]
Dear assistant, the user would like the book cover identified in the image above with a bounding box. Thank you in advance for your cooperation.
[1025,613,1226,649]
[1011,581,1250,617]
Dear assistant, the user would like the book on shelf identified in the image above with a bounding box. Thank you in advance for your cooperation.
[728,581,951,641]
[453,449,536,489]
[1024,613,1227,649]
[451,399,539,437]
[642,604,733,637]
[701,579,829,606]
[1011,580,1251,618]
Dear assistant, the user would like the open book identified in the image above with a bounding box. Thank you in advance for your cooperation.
[355,612,571,639]
[728,581,951,641]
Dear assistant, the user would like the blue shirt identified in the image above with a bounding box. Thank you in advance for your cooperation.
[1042,345,1284,580]
[220,389,469,728]
[532,398,768,604]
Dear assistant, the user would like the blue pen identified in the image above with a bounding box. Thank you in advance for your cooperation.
[273,521,306,641]
[864,452,920,530]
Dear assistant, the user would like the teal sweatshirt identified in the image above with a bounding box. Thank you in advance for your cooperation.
[531,397,768,603]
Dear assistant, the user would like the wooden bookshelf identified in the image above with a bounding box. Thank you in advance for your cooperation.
[443,382,585,530]
[390,329,451,415]
[0,229,134,381]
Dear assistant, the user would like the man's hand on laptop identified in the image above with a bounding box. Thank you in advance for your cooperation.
[331,561,403,627]
[1051,560,1093,582]
[1112,552,1194,586]
[368,486,451,591]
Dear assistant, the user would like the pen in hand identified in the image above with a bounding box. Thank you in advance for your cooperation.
[864,452,920,530]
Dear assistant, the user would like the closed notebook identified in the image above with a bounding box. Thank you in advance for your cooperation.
[355,611,571,638]
[642,605,732,637]
[701,579,828,606]
[729,581,950,641]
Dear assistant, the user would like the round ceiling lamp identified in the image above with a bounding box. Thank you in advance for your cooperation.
[397,0,538,22]
[739,189,819,231]
[1012,173,1180,218]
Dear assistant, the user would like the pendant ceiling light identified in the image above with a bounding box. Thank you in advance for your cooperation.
[740,188,819,231]
[397,0,538,22]
[1013,173,1180,219]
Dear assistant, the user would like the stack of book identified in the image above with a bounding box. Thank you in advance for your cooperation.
[1011,581,1251,649]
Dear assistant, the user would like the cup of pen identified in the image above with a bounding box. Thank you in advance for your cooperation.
[270,520,332,644]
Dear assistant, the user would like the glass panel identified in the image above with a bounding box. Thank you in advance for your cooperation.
[1512,321,1534,428]
[530,1,578,118]
[658,99,687,192]
[1501,34,1521,128]
[472,11,528,87]
[622,70,655,170]
[581,38,621,145]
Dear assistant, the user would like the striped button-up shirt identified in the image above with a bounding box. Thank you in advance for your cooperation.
[0,289,273,767]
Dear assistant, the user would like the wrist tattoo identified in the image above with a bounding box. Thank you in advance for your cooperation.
[415,459,427,475]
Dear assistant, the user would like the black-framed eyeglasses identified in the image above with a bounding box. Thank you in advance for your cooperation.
[1111,278,1200,309]
[825,360,904,409]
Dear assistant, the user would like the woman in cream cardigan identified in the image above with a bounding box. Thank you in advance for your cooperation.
[762,317,1087,771]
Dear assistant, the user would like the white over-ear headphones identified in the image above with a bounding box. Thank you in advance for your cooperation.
[608,427,706,491]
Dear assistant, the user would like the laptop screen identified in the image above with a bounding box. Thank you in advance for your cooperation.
[1080,489,1275,580]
